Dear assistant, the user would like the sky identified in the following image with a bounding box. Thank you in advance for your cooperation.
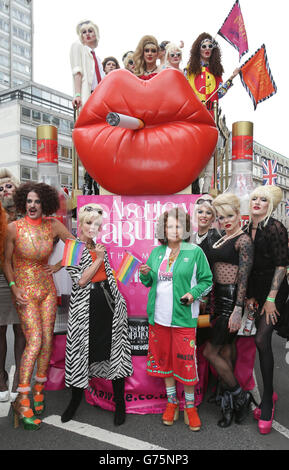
[33,0,288,158]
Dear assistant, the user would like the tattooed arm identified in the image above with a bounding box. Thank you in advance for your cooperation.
[261,220,289,325]
[261,266,286,325]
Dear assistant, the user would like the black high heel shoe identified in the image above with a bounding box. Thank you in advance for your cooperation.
[217,391,234,428]
[233,390,258,424]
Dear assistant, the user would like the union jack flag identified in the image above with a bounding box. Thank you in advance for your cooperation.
[262,159,277,185]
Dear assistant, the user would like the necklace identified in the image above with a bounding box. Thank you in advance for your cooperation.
[196,231,208,244]
[85,239,95,251]
[212,228,243,249]
[144,66,157,75]
[168,247,180,269]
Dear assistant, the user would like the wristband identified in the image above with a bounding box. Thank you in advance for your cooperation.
[74,93,81,98]
[9,281,15,288]
[266,297,275,303]
[200,298,208,304]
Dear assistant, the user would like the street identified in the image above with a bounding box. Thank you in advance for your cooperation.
[1,327,289,453]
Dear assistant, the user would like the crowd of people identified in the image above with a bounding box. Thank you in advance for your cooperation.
[0,19,288,441]
[70,21,240,195]
[0,176,288,436]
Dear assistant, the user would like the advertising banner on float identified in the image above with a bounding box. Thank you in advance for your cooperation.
[77,194,212,414]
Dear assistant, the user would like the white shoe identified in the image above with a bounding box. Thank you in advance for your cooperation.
[0,390,9,402]
[10,392,18,403]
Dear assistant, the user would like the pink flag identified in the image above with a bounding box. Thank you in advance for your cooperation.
[218,0,248,60]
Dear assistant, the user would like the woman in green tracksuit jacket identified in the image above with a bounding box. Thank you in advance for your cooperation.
[140,207,212,432]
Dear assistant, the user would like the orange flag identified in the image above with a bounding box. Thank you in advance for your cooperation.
[240,44,277,109]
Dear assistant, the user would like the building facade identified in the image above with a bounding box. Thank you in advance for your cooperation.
[0,81,84,191]
[0,0,33,91]
[217,114,289,230]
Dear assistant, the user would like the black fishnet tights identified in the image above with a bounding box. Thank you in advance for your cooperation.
[203,342,238,389]
[255,314,274,420]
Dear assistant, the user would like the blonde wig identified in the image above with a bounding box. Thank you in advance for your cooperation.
[133,35,159,76]
[193,200,216,228]
[164,42,182,67]
[213,193,240,218]
[78,203,103,228]
[0,168,20,188]
[249,185,282,226]
[122,51,135,69]
[76,20,100,46]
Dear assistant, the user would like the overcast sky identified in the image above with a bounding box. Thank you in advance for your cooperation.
[33,0,287,158]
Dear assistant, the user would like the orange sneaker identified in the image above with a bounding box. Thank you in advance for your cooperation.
[184,407,201,431]
[162,402,179,426]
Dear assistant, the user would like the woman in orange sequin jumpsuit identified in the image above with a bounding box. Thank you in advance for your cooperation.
[4,183,73,430]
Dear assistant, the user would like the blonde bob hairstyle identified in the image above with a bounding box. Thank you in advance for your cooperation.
[78,203,103,228]
[213,193,240,218]
[76,20,100,46]
[164,43,182,67]
[193,199,216,227]
[133,35,159,76]
[249,185,282,226]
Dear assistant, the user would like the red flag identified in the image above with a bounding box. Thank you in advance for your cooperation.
[218,0,248,60]
[240,44,277,110]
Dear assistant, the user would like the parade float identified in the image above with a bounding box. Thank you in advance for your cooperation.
[44,0,278,416]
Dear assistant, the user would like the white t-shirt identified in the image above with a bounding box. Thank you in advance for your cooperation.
[154,247,176,327]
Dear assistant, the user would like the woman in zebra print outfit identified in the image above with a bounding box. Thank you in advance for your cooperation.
[61,203,133,426]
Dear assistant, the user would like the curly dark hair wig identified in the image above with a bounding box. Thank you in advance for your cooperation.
[156,207,192,245]
[14,182,60,216]
[0,201,7,266]
[187,32,224,77]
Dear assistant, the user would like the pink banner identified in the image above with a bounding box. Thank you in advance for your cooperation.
[46,194,255,412]
[77,195,199,318]
[78,194,207,412]
[218,0,248,59]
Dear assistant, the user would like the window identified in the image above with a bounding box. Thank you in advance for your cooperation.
[12,7,31,26]
[12,25,31,43]
[0,18,9,33]
[13,42,31,59]
[12,77,26,87]
[32,110,41,122]
[21,136,31,153]
[21,106,31,121]
[0,70,9,85]
[60,146,72,160]
[0,53,9,67]
[0,1,9,14]
[60,173,72,189]
[21,166,37,182]
[59,119,70,133]
[42,113,52,124]
[13,60,31,75]
[0,36,9,50]
[52,116,59,126]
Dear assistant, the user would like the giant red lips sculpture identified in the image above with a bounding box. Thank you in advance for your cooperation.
[73,69,218,195]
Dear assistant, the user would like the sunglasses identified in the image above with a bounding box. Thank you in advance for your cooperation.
[201,43,213,50]
[0,183,13,191]
[196,198,213,205]
[170,53,181,58]
[144,48,157,53]
[83,206,103,214]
